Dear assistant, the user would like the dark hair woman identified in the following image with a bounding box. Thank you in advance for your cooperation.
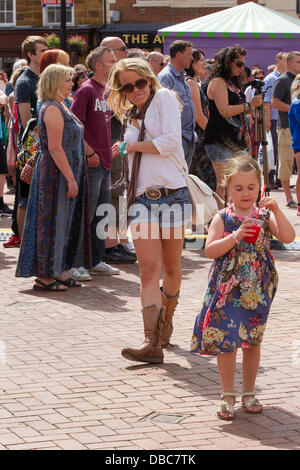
[205,44,263,206]
[185,49,216,190]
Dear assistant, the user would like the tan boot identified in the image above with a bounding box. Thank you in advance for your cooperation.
[160,288,179,347]
[121,304,164,364]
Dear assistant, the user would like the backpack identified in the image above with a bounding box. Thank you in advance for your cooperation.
[16,117,40,171]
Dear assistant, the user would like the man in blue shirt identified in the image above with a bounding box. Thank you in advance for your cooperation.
[158,40,196,169]
[262,52,287,188]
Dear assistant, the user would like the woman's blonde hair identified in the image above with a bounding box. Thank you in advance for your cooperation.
[107,58,163,120]
[38,63,74,102]
[291,73,300,100]
[224,155,262,206]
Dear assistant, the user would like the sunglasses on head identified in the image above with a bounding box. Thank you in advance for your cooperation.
[233,60,245,68]
[121,78,148,94]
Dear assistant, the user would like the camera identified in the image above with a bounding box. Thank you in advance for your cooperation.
[251,79,265,94]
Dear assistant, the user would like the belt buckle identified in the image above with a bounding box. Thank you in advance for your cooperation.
[145,188,162,200]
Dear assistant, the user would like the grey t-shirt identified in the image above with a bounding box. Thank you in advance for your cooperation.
[272,71,295,129]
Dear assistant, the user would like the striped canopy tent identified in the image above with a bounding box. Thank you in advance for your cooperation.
[158,2,300,70]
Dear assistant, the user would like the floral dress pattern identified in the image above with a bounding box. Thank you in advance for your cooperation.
[191,206,278,355]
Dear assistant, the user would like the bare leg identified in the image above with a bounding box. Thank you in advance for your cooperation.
[17,206,26,239]
[132,222,162,314]
[212,161,228,209]
[217,350,237,419]
[161,225,184,297]
[242,345,262,412]
[281,180,293,204]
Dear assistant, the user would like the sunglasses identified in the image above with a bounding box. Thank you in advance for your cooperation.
[233,60,245,68]
[121,78,149,94]
[255,76,264,80]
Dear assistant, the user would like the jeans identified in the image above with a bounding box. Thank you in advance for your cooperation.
[259,119,279,182]
[182,137,196,171]
[88,164,111,267]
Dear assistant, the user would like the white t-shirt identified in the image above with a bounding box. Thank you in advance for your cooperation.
[124,87,188,196]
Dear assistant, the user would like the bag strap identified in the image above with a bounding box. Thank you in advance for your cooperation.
[167,154,224,205]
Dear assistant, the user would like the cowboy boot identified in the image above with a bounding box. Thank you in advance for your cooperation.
[121,304,164,364]
[160,288,179,347]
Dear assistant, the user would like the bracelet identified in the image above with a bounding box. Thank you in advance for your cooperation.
[86,151,95,158]
[119,141,128,157]
[229,231,240,245]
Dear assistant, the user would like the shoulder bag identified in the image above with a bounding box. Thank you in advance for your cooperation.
[167,154,222,225]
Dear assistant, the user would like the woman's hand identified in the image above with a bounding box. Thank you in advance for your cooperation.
[235,219,257,241]
[259,196,280,214]
[112,141,121,158]
[250,93,263,108]
[67,178,78,198]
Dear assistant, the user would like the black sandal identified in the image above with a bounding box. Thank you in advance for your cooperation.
[55,277,81,288]
[33,279,67,291]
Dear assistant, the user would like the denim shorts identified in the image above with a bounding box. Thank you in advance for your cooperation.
[205,143,247,163]
[128,187,191,228]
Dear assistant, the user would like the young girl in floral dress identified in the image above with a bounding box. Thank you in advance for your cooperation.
[191,156,295,420]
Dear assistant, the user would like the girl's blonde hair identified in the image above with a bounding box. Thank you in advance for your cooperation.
[291,73,300,100]
[38,63,74,103]
[107,58,163,120]
[224,155,262,206]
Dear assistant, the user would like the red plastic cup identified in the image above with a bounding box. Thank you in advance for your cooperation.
[243,218,263,244]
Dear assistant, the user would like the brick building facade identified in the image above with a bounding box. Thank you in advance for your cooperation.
[0,0,104,73]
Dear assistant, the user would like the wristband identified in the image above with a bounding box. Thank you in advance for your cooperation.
[229,231,240,245]
[119,141,128,157]
[86,151,95,158]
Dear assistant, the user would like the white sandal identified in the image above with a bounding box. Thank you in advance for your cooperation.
[242,392,263,414]
[217,392,236,421]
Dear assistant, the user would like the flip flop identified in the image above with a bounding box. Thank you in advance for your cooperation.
[33,279,67,292]
[55,277,82,288]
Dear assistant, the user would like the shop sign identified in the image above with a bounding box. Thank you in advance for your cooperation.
[42,0,74,6]
[121,33,164,47]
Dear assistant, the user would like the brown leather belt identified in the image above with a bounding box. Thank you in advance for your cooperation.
[143,187,184,200]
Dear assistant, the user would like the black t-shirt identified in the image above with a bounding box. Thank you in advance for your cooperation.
[14,68,39,149]
[272,71,295,129]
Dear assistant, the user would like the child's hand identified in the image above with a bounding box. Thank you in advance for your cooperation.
[236,220,257,241]
[259,197,279,214]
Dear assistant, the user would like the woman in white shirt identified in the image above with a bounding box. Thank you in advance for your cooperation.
[109,58,191,364]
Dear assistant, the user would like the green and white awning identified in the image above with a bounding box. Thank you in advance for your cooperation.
[158,2,300,39]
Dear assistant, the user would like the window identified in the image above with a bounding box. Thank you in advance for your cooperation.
[43,5,74,26]
[0,0,15,26]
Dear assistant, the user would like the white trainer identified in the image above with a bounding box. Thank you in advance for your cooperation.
[68,267,92,281]
[90,261,120,275]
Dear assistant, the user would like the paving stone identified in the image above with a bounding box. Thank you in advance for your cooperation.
[1,181,300,449]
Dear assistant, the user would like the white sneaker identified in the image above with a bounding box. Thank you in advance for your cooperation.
[90,261,120,275]
[68,267,92,281]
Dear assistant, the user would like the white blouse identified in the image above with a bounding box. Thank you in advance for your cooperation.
[124,87,188,196]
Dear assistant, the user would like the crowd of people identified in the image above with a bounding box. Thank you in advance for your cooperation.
[0,34,299,420]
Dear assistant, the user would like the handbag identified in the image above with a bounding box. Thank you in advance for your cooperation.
[20,155,36,185]
[167,154,222,225]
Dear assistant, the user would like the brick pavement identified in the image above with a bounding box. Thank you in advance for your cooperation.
[0,180,300,450]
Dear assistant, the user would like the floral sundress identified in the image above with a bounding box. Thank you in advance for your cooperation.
[191,205,278,355]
